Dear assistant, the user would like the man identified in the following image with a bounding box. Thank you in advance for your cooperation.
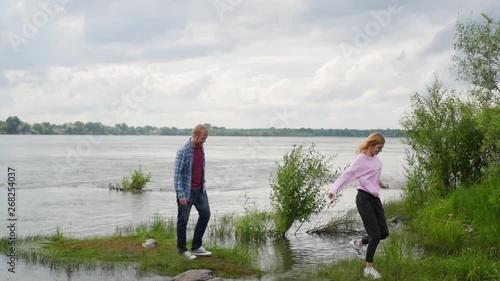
[174,124,212,260]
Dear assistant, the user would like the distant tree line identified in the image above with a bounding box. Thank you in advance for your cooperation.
[0,116,403,137]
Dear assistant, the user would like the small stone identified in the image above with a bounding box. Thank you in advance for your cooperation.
[142,238,157,248]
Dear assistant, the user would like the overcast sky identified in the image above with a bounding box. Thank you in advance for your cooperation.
[0,0,498,129]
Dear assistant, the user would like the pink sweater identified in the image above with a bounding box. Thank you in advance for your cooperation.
[329,153,383,197]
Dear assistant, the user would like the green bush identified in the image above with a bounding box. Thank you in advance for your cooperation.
[235,211,272,242]
[121,165,152,191]
[270,144,337,237]
[400,79,484,202]
[477,106,500,171]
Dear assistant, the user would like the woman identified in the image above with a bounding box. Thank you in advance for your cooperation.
[328,132,389,279]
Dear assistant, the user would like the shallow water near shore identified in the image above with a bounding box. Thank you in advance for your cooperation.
[0,135,405,280]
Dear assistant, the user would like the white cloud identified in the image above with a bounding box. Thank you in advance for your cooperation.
[0,0,498,129]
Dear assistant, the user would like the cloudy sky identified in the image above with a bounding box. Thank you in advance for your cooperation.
[0,0,498,129]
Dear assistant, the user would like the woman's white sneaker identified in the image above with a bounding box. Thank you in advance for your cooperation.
[363,267,381,279]
[349,239,364,260]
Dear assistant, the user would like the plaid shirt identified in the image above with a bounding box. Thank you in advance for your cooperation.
[174,138,205,200]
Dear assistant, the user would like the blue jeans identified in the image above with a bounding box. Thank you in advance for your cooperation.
[176,189,211,253]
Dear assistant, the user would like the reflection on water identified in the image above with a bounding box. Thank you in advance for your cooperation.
[1,260,169,281]
[0,135,406,280]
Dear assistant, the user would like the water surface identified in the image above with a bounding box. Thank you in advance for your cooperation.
[0,135,406,280]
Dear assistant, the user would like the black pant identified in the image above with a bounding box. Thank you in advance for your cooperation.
[356,190,389,263]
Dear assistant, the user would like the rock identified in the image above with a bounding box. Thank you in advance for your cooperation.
[172,269,222,281]
[142,239,157,248]
[387,214,412,225]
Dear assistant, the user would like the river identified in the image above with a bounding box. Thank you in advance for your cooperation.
[0,135,407,281]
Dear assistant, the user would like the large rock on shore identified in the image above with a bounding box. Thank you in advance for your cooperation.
[172,269,222,281]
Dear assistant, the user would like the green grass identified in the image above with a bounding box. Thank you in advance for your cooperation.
[307,177,500,281]
[0,214,262,279]
[207,212,236,240]
[409,176,500,257]
[312,229,499,281]
[235,210,273,242]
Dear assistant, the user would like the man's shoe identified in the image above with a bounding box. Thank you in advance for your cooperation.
[350,239,364,260]
[191,246,212,256]
[363,267,382,279]
[182,251,197,260]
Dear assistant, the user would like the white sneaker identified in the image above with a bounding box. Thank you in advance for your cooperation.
[191,246,212,256]
[182,251,197,260]
[350,239,364,260]
[363,267,382,279]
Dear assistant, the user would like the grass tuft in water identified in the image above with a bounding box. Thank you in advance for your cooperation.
[235,210,273,242]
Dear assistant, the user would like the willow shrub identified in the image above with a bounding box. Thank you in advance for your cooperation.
[270,144,337,237]
[400,79,485,203]
[121,164,152,191]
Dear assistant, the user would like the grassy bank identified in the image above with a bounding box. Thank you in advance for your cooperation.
[308,177,500,280]
[0,215,262,279]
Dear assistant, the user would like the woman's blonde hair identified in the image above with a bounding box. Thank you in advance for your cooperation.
[356,132,385,154]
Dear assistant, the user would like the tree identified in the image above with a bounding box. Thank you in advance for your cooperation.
[20,123,31,134]
[477,105,500,172]
[454,13,500,171]
[85,122,106,135]
[32,123,44,134]
[270,144,337,237]
[400,79,484,202]
[114,123,128,135]
[41,122,53,134]
[453,13,500,105]
[5,116,22,134]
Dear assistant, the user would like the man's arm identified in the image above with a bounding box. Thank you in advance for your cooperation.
[174,149,187,201]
